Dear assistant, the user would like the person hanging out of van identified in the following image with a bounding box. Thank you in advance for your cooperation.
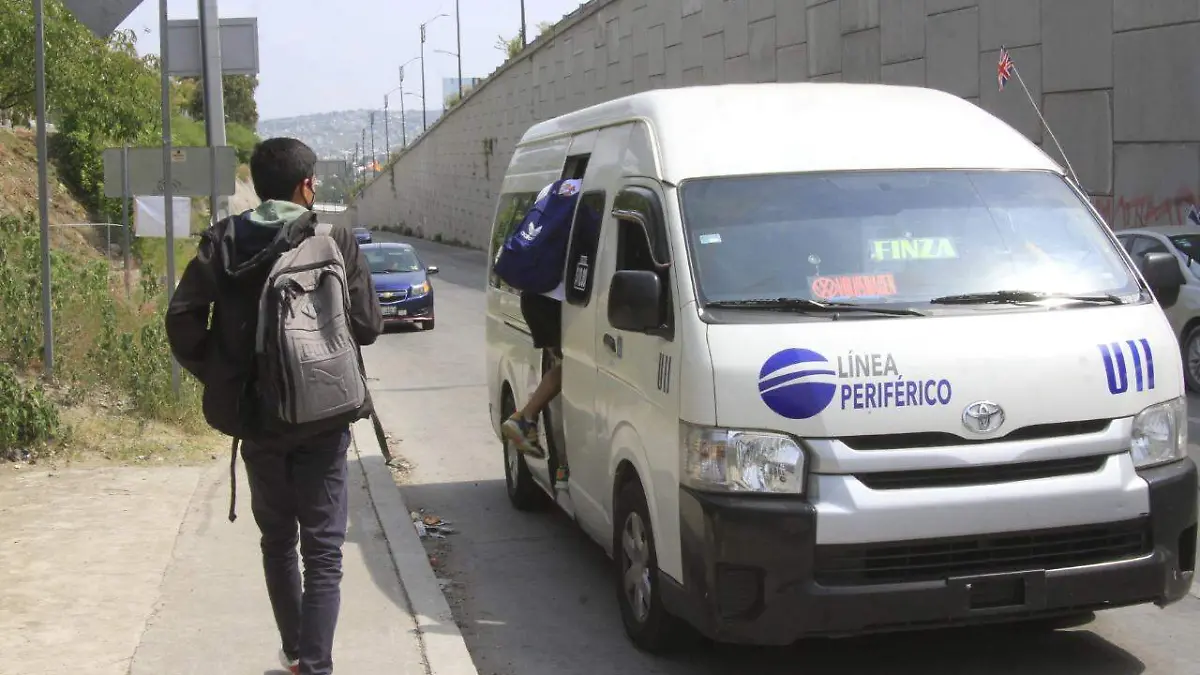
[493,178,583,474]
[504,287,564,461]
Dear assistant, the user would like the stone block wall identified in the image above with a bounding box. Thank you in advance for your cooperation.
[351,0,1200,245]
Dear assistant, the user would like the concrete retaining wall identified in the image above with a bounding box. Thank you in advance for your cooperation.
[352,0,1200,246]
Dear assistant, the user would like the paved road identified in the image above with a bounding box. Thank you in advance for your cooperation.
[364,233,1200,675]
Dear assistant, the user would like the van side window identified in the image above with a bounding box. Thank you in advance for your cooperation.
[613,186,674,338]
[565,191,606,306]
[488,191,538,290]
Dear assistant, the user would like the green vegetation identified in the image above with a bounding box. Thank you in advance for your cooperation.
[0,1,261,463]
[494,21,553,61]
[0,213,204,461]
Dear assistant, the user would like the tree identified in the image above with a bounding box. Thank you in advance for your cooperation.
[184,74,259,127]
[0,0,164,218]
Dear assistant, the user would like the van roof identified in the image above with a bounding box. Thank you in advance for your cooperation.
[519,83,1063,182]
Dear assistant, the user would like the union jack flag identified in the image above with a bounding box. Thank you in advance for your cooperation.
[997,48,1015,91]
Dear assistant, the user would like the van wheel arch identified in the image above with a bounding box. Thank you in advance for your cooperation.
[501,384,546,511]
[611,463,688,652]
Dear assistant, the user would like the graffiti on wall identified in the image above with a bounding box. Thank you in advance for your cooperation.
[1092,190,1200,230]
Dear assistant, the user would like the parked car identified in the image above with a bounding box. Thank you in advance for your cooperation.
[353,227,373,244]
[1115,224,1200,391]
[361,242,437,330]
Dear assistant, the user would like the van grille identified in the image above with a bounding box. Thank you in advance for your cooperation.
[855,454,1109,490]
[813,519,1151,586]
[839,419,1111,451]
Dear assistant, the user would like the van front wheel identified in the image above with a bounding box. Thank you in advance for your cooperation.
[614,477,686,653]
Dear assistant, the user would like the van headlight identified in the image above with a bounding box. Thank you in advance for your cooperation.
[680,423,806,495]
[1130,397,1188,469]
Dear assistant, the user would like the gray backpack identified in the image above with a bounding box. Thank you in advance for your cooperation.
[254,222,368,434]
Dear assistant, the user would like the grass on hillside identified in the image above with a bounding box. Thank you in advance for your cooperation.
[0,129,220,467]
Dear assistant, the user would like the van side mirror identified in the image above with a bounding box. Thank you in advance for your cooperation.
[1141,251,1185,290]
[426,265,440,275]
[608,270,662,332]
[1141,251,1185,306]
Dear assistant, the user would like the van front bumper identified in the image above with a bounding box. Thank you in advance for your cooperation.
[661,458,1197,645]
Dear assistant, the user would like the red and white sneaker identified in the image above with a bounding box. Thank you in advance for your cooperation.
[279,649,299,675]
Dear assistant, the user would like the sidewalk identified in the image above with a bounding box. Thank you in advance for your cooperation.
[0,421,473,675]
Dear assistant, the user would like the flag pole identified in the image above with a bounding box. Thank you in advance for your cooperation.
[1002,45,1081,189]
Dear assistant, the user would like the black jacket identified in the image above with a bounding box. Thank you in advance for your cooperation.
[165,204,384,442]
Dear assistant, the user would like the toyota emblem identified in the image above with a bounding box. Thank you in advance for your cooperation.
[962,401,1005,434]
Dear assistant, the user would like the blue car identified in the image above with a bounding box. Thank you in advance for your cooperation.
[362,242,437,330]
[353,227,373,244]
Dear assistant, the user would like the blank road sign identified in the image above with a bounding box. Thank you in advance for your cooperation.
[102,146,238,198]
[166,18,260,77]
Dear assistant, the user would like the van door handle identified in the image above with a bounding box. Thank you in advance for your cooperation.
[603,333,621,357]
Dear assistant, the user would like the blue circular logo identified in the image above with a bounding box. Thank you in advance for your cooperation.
[758,348,838,420]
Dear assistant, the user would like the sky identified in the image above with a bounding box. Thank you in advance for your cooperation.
[117,0,587,121]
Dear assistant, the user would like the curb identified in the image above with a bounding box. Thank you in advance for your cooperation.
[351,417,479,675]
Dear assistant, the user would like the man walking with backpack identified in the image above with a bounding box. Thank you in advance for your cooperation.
[165,137,383,675]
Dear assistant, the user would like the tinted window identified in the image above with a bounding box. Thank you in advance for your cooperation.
[488,191,538,290]
[1169,234,1200,274]
[364,247,421,274]
[680,170,1137,307]
[565,191,606,306]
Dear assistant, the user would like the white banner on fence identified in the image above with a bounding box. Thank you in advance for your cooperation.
[134,196,191,239]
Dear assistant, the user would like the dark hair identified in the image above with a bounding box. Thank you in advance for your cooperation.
[250,137,317,202]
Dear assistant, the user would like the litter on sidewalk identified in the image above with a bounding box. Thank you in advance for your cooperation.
[411,509,456,538]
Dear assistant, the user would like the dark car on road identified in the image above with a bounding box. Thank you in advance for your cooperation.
[362,242,437,330]
[353,227,373,244]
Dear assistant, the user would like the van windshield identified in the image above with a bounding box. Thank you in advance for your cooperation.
[680,170,1139,309]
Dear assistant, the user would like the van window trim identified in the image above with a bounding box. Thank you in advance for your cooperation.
[565,188,608,307]
[611,182,676,341]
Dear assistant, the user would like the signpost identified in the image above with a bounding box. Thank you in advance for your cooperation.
[103,146,238,198]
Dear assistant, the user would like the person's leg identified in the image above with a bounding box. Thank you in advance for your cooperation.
[519,356,562,420]
[242,444,302,667]
[504,294,563,457]
[290,429,351,675]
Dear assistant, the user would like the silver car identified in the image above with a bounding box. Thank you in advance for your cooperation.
[1116,224,1200,391]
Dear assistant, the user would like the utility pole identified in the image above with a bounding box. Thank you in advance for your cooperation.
[361,129,367,174]
[33,0,53,378]
[400,93,407,148]
[160,0,180,396]
[420,23,427,132]
[369,111,376,177]
[520,0,527,46]
[198,0,227,225]
[456,0,463,99]
[384,95,390,158]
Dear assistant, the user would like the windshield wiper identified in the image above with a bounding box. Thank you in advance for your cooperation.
[706,298,925,316]
[930,290,1126,306]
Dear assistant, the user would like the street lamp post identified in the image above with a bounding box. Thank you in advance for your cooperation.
[434,48,462,104]
[520,0,527,47]
[419,13,449,133]
[456,0,463,99]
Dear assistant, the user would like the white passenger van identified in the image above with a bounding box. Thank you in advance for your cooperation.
[485,83,1198,651]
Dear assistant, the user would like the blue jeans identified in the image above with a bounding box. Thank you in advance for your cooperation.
[242,428,350,675]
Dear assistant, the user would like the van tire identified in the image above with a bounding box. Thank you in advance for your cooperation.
[501,391,545,511]
[613,476,686,653]
[1183,325,1200,393]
